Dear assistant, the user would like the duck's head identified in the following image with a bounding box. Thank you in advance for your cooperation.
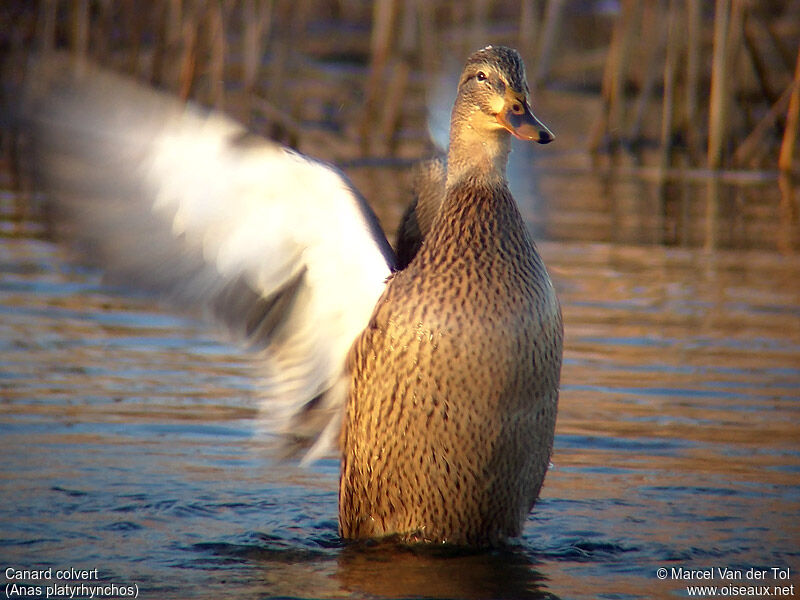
[454,46,553,144]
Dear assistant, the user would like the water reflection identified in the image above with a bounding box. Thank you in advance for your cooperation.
[335,544,554,599]
[1,163,799,598]
[193,538,557,599]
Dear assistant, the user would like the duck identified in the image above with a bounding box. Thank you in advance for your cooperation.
[14,45,563,547]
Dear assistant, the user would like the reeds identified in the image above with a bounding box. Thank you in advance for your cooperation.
[3,0,798,174]
[587,0,799,174]
[779,46,800,172]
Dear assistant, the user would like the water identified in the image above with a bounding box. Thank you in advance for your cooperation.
[0,162,798,600]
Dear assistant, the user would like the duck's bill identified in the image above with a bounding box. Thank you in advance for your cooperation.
[496,101,554,144]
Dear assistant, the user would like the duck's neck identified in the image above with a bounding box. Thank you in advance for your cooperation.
[425,112,523,258]
[445,103,511,190]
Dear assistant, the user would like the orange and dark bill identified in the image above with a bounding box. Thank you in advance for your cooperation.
[496,96,554,144]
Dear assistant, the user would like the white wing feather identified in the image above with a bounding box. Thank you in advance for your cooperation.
[17,55,394,461]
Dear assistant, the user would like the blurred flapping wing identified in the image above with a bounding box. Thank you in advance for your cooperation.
[15,55,395,461]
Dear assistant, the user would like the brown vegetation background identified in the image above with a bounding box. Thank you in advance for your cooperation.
[2,0,799,249]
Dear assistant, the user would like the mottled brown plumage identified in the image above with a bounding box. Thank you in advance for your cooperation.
[340,46,562,546]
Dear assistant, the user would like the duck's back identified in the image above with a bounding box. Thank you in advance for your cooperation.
[340,178,563,546]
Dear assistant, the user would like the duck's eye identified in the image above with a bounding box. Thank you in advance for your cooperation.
[512,103,523,114]
[476,71,487,82]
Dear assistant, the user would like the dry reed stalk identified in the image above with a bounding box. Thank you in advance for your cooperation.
[378,3,416,156]
[518,0,537,68]
[628,1,668,143]
[685,0,702,164]
[178,4,199,101]
[360,0,398,154]
[150,1,166,83]
[707,0,732,170]
[93,0,113,61]
[743,10,781,104]
[38,0,57,53]
[532,0,565,90]
[765,10,798,73]
[659,0,681,173]
[589,0,639,152]
[609,0,640,142]
[239,0,272,126]
[368,0,397,93]
[725,0,745,137]
[379,59,411,155]
[242,0,272,93]
[734,79,796,167]
[121,0,144,75]
[417,0,437,90]
[265,0,293,116]
[207,0,227,109]
[71,0,89,58]
[152,0,186,89]
[778,46,800,172]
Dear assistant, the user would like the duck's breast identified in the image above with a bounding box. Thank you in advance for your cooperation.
[340,189,562,544]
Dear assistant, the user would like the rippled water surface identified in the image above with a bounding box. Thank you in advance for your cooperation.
[1,164,798,600]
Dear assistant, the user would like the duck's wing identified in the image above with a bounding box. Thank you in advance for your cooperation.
[394,156,445,269]
[12,54,395,462]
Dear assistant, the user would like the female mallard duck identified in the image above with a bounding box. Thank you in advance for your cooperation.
[17,45,562,546]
